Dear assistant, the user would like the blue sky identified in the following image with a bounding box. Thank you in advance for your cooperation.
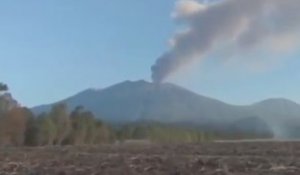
[0,0,300,107]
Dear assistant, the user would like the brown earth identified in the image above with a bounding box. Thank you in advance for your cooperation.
[0,141,300,175]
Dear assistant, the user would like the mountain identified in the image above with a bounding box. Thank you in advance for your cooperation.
[32,80,300,138]
[32,80,247,122]
[33,88,102,115]
[250,98,300,121]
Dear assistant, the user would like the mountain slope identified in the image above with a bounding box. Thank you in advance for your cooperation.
[33,80,248,123]
[250,98,300,121]
[33,88,102,115]
[32,80,300,138]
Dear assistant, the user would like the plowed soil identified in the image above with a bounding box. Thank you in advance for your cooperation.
[1,141,300,175]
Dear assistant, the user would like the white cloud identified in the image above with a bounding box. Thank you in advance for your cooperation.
[172,0,206,19]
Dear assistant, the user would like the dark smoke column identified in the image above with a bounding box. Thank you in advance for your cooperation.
[151,52,178,83]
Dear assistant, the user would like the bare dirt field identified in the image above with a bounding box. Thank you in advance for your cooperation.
[1,141,300,175]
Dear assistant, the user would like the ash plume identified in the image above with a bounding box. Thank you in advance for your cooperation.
[151,0,300,83]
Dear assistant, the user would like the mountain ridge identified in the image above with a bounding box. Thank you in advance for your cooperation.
[32,80,300,138]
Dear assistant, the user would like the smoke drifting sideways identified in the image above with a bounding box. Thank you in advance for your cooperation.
[151,0,300,83]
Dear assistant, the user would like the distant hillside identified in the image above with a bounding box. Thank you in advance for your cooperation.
[250,98,300,121]
[32,80,300,138]
[33,88,102,115]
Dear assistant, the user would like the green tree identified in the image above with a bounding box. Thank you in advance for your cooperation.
[0,83,8,92]
[36,113,57,145]
[49,103,71,145]
[23,108,39,146]
[0,107,28,146]
[69,106,89,145]
[69,106,111,145]
[93,120,114,144]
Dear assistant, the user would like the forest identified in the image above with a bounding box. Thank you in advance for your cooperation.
[0,102,216,146]
[0,83,271,146]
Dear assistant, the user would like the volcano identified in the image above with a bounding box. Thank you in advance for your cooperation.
[32,80,300,138]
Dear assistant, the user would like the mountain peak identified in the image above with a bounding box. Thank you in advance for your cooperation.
[111,80,186,91]
[121,79,151,85]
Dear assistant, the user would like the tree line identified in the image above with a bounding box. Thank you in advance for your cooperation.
[0,103,115,146]
[0,83,213,146]
[0,83,272,146]
[116,122,214,143]
[0,104,215,146]
[0,100,273,147]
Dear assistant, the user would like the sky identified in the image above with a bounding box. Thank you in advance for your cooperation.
[0,0,300,107]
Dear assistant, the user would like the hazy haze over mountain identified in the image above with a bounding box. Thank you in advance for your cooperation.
[32,80,300,138]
